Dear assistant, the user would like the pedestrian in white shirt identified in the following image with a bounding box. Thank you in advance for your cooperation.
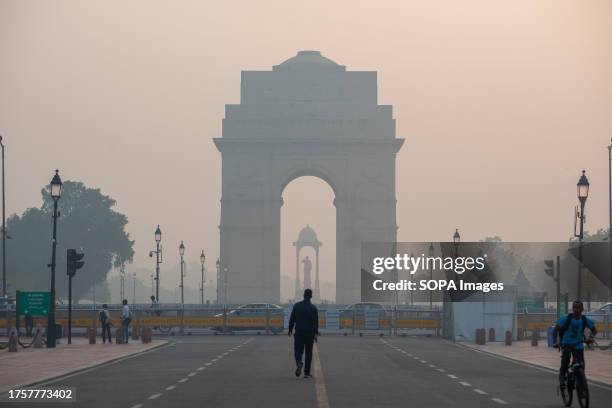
[121,299,132,344]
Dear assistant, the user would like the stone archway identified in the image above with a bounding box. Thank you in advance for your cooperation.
[214,51,403,304]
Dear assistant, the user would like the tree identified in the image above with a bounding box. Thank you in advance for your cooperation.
[6,181,134,302]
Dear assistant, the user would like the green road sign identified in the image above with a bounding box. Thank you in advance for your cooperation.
[17,291,51,316]
[517,296,545,311]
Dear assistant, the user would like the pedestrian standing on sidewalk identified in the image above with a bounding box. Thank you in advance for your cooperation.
[24,310,34,337]
[99,304,112,344]
[288,289,319,379]
[121,299,132,344]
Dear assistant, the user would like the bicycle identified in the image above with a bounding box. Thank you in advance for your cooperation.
[557,340,591,408]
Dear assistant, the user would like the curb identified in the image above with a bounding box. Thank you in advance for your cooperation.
[454,342,612,390]
[0,340,170,395]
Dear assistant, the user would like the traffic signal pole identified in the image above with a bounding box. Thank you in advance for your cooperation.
[556,256,561,321]
[66,248,85,345]
[68,273,72,344]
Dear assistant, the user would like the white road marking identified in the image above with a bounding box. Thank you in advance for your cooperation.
[429,364,436,368]
[188,372,197,377]
[197,366,206,371]
[459,381,471,387]
[178,378,188,383]
[129,405,143,408]
[212,358,218,361]
[447,374,458,379]
[205,362,213,366]
[148,393,162,400]
[166,385,176,391]
[437,368,445,372]
[492,398,508,404]
[473,389,487,395]
[420,360,427,363]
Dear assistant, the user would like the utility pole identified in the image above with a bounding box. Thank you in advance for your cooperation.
[608,138,612,303]
[0,136,6,300]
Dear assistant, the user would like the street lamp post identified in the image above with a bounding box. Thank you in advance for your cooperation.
[46,170,62,348]
[453,229,460,257]
[428,243,434,309]
[179,241,185,307]
[200,251,206,304]
[150,226,162,302]
[223,266,228,305]
[120,262,126,302]
[215,258,220,304]
[132,273,136,305]
[575,170,589,303]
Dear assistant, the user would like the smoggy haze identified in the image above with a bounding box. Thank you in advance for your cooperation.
[1,1,611,301]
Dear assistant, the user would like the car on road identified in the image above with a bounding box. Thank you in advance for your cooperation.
[213,303,284,333]
[341,302,390,319]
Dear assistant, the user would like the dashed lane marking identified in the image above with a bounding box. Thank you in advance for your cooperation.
[447,374,458,379]
[148,393,162,400]
[166,385,176,391]
[459,381,471,387]
[492,398,508,404]
[473,389,487,395]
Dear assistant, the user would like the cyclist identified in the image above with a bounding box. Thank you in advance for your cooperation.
[552,299,597,389]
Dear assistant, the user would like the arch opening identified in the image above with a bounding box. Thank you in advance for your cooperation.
[281,176,336,303]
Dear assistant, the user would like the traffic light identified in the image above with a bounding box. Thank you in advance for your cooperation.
[544,259,556,281]
[67,249,85,277]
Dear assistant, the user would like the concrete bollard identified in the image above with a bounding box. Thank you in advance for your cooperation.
[141,327,152,344]
[131,325,139,341]
[88,327,96,344]
[115,328,124,344]
[8,327,18,352]
[488,328,495,342]
[475,329,481,344]
[505,330,512,346]
[531,329,539,346]
[33,326,44,348]
[475,328,487,345]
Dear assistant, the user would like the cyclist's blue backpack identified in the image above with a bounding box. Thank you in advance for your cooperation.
[559,314,588,341]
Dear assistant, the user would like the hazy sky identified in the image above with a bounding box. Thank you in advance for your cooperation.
[1,1,611,300]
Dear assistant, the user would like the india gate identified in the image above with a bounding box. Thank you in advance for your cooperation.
[214,51,404,304]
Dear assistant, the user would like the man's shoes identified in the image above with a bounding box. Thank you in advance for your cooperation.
[295,362,303,377]
[304,373,312,379]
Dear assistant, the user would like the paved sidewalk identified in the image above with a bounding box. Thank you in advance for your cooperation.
[0,336,167,393]
[461,340,612,386]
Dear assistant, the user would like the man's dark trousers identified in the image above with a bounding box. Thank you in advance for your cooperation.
[294,332,315,374]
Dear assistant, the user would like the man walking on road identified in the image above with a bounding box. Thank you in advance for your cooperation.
[288,289,319,379]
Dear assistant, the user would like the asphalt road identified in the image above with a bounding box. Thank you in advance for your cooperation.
[8,334,612,408]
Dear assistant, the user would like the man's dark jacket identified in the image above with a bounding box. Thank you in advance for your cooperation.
[289,300,319,335]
